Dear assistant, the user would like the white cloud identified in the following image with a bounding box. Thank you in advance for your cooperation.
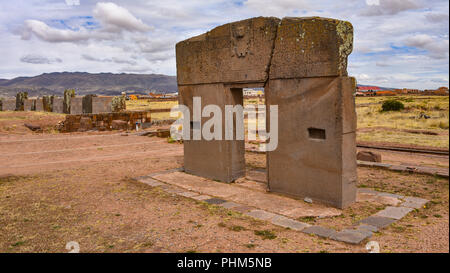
[20,54,62,64]
[361,0,420,16]
[93,2,152,33]
[404,34,449,59]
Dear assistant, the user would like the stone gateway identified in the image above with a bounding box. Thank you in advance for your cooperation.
[176,17,357,208]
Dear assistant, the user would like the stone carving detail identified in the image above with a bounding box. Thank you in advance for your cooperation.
[231,25,251,58]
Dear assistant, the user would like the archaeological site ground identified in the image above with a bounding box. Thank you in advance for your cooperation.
[0,15,448,255]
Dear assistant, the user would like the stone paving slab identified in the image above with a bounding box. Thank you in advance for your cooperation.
[244,209,278,221]
[136,176,164,187]
[178,191,199,198]
[356,224,379,233]
[205,198,227,205]
[374,206,413,220]
[219,201,241,209]
[231,205,253,213]
[359,216,397,229]
[270,215,310,231]
[153,171,342,218]
[191,194,212,201]
[330,229,372,244]
[401,196,428,209]
[302,226,337,238]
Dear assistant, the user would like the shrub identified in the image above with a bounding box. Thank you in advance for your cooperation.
[381,99,404,111]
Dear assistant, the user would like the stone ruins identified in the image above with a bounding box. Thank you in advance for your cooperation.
[176,17,357,208]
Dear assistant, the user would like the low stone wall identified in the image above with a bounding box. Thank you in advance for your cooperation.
[61,111,151,132]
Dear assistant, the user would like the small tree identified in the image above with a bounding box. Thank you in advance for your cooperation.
[381,99,404,112]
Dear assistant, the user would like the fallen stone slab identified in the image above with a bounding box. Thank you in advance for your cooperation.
[24,123,41,132]
[270,215,310,231]
[302,226,337,239]
[330,229,372,244]
[244,209,278,221]
[374,206,413,220]
[355,224,379,233]
[376,192,404,199]
[178,191,200,198]
[359,216,396,229]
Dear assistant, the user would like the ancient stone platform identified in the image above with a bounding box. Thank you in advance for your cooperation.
[135,168,428,245]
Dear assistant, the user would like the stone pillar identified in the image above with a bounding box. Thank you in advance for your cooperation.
[180,84,245,182]
[52,97,64,113]
[16,92,28,111]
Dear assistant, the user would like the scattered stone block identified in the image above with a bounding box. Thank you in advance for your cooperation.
[304,197,313,204]
[270,215,310,231]
[374,206,413,220]
[357,151,382,162]
[330,229,371,244]
[359,216,396,229]
[24,123,41,132]
[302,226,337,238]
[244,209,277,221]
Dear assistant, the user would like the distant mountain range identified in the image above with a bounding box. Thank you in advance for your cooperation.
[0,71,397,98]
[0,72,178,98]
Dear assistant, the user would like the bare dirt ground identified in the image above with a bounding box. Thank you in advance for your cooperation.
[0,114,448,253]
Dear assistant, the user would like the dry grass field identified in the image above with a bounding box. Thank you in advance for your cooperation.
[126,95,449,149]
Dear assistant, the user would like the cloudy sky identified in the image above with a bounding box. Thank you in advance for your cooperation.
[0,0,448,89]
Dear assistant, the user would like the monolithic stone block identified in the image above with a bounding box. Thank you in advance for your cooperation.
[35,98,44,112]
[92,96,113,114]
[70,97,83,114]
[52,97,64,113]
[266,76,357,208]
[2,99,16,111]
[24,99,36,111]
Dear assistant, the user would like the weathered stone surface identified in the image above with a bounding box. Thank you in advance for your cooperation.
[357,151,382,162]
[330,229,371,244]
[42,95,54,112]
[63,89,76,114]
[176,17,280,85]
[401,196,428,209]
[356,193,401,206]
[374,206,413,220]
[137,176,164,187]
[302,226,337,238]
[244,209,277,220]
[232,205,253,213]
[270,17,353,79]
[270,215,310,231]
[359,216,396,228]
